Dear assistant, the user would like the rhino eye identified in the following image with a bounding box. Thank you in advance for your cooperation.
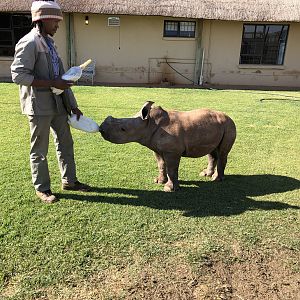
[121,127,126,132]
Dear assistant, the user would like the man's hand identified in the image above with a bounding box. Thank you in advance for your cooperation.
[71,107,83,120]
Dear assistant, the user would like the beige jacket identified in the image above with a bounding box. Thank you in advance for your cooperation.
[11,27,77,115]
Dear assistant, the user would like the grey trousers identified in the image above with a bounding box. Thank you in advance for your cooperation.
[28,114,77,192]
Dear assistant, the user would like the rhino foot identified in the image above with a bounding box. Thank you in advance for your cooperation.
[164,185,174,192]
[163,183,179,192]
[154,176,168,184]
[200,169,214,177]
[212,173,224,181]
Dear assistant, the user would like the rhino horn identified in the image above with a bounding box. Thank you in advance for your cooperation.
[140,101,154,120]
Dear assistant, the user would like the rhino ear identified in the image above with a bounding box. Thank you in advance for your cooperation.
[140,101,154,120]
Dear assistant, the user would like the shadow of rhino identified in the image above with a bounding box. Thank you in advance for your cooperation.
[57,174,300,218]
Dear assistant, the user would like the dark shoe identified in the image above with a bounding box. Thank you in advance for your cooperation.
[36,190,58,204]
[62,181,91,192]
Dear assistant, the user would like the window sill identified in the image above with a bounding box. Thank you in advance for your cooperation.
[163,37,196,41]
[238,64,285,70]
[0,56,14,61]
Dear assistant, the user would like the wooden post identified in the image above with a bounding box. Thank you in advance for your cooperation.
[193,20,203,86]
[66,13,76,68]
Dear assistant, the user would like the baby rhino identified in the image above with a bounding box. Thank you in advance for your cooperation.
[99,101,236,192]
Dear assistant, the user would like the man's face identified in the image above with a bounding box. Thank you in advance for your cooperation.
[42,19,60,36]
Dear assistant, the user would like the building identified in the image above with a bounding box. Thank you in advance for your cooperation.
[0,0,300,88]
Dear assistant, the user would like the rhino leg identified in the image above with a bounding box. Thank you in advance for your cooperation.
[153,152,167,184]
[212,154,227,181]
[163,153,181,192]
[212,126,236,181]
[200,150,218,177]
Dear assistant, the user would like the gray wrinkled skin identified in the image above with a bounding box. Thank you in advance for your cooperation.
[99,101,236,192]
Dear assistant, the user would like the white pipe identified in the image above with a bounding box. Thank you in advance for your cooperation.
[199,48,205,85]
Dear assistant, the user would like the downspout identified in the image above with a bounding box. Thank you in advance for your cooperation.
[66,13,76,68]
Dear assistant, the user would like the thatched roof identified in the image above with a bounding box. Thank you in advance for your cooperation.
[1,0,300,22]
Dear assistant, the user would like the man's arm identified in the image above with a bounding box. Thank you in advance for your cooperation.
[11,39,36,86]
[11,38,73,91]
[32,78,73,90]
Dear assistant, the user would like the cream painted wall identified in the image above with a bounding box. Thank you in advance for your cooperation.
[201,20,300,87]
[0,13,299,88]
[55,16,68,68]
[0,58,13,78]
[72,14,197,84]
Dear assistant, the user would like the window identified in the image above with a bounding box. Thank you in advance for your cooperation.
[0,13,32,56]
[240,24,289,65]
[164,21,196,38]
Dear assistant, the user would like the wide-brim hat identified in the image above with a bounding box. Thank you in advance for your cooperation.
[31,1,63,22]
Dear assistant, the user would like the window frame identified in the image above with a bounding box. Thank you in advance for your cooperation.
[0,13,32,57]
[163,20,196,38]
[239,23,290,66]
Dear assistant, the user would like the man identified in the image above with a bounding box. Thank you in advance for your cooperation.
[11,0,90,204]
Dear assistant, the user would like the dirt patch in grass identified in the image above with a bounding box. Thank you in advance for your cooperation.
[194,248,300,300]
[41,261,197,300]
[3,249,299,299]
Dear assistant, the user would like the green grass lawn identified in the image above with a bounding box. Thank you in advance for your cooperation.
[0,83,299,299]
